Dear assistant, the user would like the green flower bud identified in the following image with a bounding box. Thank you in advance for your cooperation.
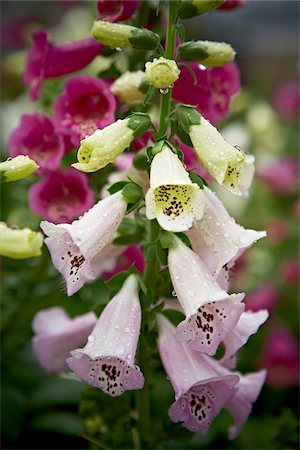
[177,40,235,68]
[145,58,180,89]
[0,223,43,259]
[178,0,225,19]
[110,71,146,104]
[73,113,151,173]
[0,155,39,182]
[92,21,160,50]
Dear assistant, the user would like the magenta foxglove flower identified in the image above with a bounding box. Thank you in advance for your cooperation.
[245,283,279,312]
[179,139,212,181]
[273,81,300,119]
[220,310,269,368]
[258,157,299,196]
[168,237,245,355]
[97,0,139,22]
[103,244,145,280]
[172,62,240,125]
[29,168,95,224]
[157,315,239,434]
[8,113,64,173]
[32,307,97,374]
[40,191,128,296]
[259,328,299,388]
[24,30,103,101]
[280,259,300,284]
[67,275,144,396]
[217,0,245,10]
[53,76,116,146]
[187,187,266,274]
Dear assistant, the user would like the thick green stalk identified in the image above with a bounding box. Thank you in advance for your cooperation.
[157,0,178,139]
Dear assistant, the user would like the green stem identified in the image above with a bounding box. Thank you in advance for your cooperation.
[136,336,151,447]
[157,0,177,139]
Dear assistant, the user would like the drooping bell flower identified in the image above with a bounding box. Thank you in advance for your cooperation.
[8,113,65,173]
[29,168,95,224]
[178,139,212,181]
[145,144,205,232]
[72,113,151,172]
[32,307,97,374]
[187,187,266,274]
[177,41,235,69]
[157,314,239,433]
[172,62,240,125]
[168,237,245,355]
[40,191,128,295]
[220,309,269,368]
[245,283,279,312]
[67,274,144,397]
[24,30,103,101]
[0,222,43,259]
[97,0,140,22]
[0,155,38,182]
[53,75,116,146]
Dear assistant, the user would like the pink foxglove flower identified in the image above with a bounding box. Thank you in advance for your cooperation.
[187,187,266,274]
[32,307,97,374]
[173,62,240,125]
[145,145,205,232]
[67,275,144,396]
[273,81,300,119]
[179,139,212,181]
[217,0,245,10]
[258,157,299,196]
[245,283,279,312]
[97,0,139,22]
[280,259,300,284]
[40,191,128,296]
[29,168,95,224]
[53,75,116,146]
[168,237,245,355]
[157,315,239,434]
[103,244,145,280]
[24,30,103,101]
[8,113,65,173]
[220,310,269,368]
[259,328,299,388]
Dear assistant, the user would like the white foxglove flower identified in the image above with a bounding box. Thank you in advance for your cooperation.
[41,192,127,295]
[168,237,245,355]
[145,145,205,232]
[187,187,266,274]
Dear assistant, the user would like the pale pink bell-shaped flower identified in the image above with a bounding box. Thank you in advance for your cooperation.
[187,187,266,274]
[168,237,245,355]
[29,168,95,224]
[32,307,97,374]
[97,0,139,22]
[53,75,116,146]
[24,30,103,101]
[40,191,128,296]
[157,315,239,434]
[67,275,144,397]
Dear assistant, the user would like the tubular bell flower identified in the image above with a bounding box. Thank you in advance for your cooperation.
[97,0,140,22]
[67,275,144,396]
[157,315,239,433]
[0,222,43,259]
[110,71,146,104]
[177,41,235,69]
[72,113,151,173]
[53,76,116,146]
[32,307,97,374]
[187,187,266,274]
[29,168,95,224]
[40,191,128,295]
[168,237,245,355]
[24,30,103,101]
[8,113,65,173]
[145,145,205,232]
[0,155,38,182]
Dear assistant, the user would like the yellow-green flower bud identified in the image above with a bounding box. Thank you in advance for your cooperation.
[110,71,146,104]
[177,41,235,68]
[178,0,225,19]
[92,21,160,50]
[0,223,43,259]
[0,155,39,182]
[145,58,180,89]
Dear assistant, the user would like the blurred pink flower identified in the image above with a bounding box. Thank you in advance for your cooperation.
[259,328,299,387]
[103,244,145,280]
[8,113,65,173]
[273,82,300,119]
[280,259,300,284]
[32,307,97,374]
[258,157,299,196]
[174,138,212,181]
[266,218,290,243]
[218,0,245,10]
[132,130,155,151]
[172,62,240,125]
[245,283,279,312]
[97,0,139,22]
[53,75,116,146]
[24,30,103,101]
[29,167,95,224]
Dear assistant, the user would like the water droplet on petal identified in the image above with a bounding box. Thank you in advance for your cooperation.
[160,87,169,94]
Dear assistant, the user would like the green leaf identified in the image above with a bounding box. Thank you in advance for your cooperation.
[122,182,143,203]
[156,240,168,265]
[113,234,143,245]
[159,230,174,249]
[190,171,208,187]
[132,147,149,171]
[108,180,129,195]
[175,23,185,43]
[143,85,158,106]
[176,232,192,247]
[169,113,178,138]
[106,270,131,293]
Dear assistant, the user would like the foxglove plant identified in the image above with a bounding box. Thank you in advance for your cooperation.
[6,0,270,446]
